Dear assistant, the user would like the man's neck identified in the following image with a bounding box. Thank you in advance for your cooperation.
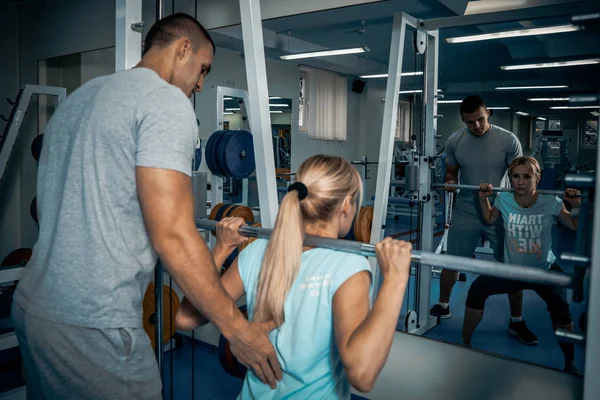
[469,124,492,137]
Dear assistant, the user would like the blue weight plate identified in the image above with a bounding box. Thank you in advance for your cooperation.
[193,147,202,171]
[206,130,226,177]
[216,130,235,178]
[204,131,218,175]
[221,130,256,179]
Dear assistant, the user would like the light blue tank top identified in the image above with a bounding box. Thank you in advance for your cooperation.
[237,239,372,399]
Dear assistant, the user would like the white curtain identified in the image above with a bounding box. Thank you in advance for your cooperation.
[308,69,347,141]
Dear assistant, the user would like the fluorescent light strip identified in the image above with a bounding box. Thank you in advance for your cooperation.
[537,117,547,121]
[488,107,510,110]
[399,89,443,94]
[527,97,570,101]
[223,112,234,115]
[223,97,233,100]
[550,105,600,110]
[270,110,283,114]
[280,46,369,60]
[446,24,582,44]
[501,58,600,71]
[496,85,568,90]
[269,104,289,107]
[516,111,529,116]
[437,100,462,104]
[359,72,424,79]
[269,96,282,100]
[226,108,241,111]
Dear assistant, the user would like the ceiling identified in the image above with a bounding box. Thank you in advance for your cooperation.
[210,0,600,118]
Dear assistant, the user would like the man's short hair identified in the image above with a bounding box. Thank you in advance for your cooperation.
[460,96,486,115]
[144,13,215,55]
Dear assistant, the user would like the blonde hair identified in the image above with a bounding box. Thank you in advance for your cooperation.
[253,155,363,325]
[509,156,541,178]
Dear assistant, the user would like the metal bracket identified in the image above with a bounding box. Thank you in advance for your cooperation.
[131,21,145,33]
[414,29,427,54]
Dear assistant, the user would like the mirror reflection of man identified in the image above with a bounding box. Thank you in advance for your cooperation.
[430,96,538,346]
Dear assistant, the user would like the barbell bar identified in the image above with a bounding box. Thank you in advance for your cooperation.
[195,219,572,287]
[432,183,577,197]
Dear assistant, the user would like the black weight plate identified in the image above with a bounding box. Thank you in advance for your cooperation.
[31,134,44,162]
[30,197,38,224]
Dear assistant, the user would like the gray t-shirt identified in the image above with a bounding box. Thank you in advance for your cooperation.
[445,124,522,214]
[14,68,197,329]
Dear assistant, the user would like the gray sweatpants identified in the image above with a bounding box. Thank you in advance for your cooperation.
[11,303,162,400]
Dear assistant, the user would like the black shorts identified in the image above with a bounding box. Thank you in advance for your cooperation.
[465,263,572,326]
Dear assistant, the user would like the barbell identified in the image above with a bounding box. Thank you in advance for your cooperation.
[195,219,572,287]
[432,183,577,197]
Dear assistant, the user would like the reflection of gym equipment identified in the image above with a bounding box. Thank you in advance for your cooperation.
[195,219,572,287]
[0,85,66,184]
[529,131,578,190]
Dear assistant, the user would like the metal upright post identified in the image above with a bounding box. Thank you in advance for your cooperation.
[369,13,413,300]
[412,29,439,334]
[238,0,279,228]
[211,87,226,212]
[115,0,142,72]
[583,107,600,400]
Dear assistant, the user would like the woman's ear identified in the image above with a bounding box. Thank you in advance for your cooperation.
[341,195,352,216]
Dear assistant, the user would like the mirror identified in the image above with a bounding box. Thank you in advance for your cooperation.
[220,96,292,207]
[208,5,596,377]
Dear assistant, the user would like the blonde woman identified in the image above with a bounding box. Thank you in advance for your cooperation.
[458,156,581,375]
[176,154,413,398]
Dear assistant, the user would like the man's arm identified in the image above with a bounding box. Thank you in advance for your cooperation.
[136,167,281,387]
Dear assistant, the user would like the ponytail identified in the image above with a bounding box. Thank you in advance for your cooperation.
[253,191,304,325]
[252,154,363,326]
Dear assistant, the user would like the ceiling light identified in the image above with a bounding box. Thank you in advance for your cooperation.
[437,100,462,104]
[550,105,600,110]
[488,107,510,110]
[280,46,370,60]
[527,97,570,101]
[496,85,569,90]
[359,72,424,79]
[270,110,283,114]
[223,97,233,100]
[399,89,443,94]
[537,117,547,121]
[269,104,289,107]
[269,96,282,100]
[516,111,529,116]
[226,108,241,111]
[223,112,234,115]
[446,24,582,44]
[501,58,600,71]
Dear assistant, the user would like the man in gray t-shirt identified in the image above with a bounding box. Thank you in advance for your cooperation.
[429,96,538,346]
[12,14,281,398]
